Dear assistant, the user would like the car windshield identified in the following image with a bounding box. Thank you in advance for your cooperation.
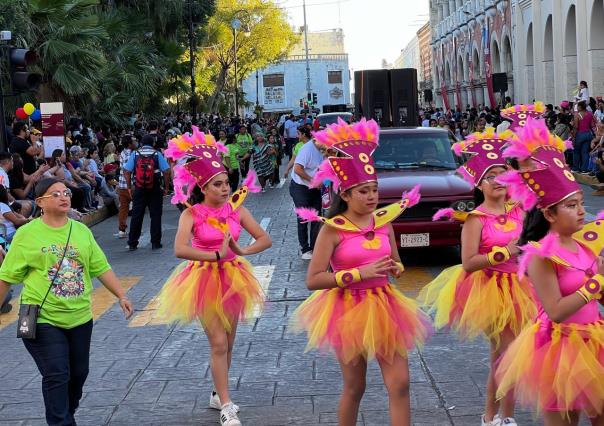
[373,133,460,170]
[318,114,351,127]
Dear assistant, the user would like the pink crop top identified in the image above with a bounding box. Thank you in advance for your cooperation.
[537,240,600,326]
[475,204,523,273]
[331,222,391,290]
[190,203,242,262]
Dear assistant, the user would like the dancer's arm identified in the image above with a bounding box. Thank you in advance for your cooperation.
[229,207,272,255]
[529,256,593,323]
[174,209,230,261]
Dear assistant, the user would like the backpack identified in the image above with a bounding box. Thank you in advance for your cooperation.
[133,150,160,189]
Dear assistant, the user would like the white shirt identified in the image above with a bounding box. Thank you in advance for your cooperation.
[595,109,604,123]
[0,202,16,238]
[0,168,10,189]
[284,119,298,139]
[292,141,324,187]
[421,119,430,127]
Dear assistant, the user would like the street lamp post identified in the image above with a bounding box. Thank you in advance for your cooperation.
[187,0,197,119]
[231,11,251,117]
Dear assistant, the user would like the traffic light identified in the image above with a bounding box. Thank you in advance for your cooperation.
[312,92,317,104]
[9,48,42,92]
[299,98,303,108]
[307,92,312,102]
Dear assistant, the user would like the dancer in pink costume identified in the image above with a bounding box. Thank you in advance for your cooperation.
[157,128,272,426]
[495,117,604,426]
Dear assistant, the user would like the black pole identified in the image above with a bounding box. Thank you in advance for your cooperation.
[255,69,259,107]
[233,28,238,116]
[0,46,7,152]
[187,0,196,119]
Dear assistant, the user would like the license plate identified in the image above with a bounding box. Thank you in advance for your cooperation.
[400,233,430,247]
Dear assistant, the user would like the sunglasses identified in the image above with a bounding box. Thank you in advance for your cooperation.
[37,189,73,200]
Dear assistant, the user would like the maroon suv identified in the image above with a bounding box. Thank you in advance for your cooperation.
[374,127,474,248]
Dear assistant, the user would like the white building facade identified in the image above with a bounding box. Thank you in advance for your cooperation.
[241,29,351,115]
[395,36,421,70]
[430,0,514,110]
[512,0,604,105]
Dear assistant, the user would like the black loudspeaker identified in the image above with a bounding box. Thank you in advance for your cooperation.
[492,72,508,93]
[323,104,347,113]
[424,89,433,103]
[354,69,391,126]
[390,68,419,127]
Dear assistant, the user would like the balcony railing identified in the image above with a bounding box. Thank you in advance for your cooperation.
[286,54,349,62]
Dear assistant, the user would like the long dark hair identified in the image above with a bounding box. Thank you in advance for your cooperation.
[473,187,484,206]
[0,185,9,204]
[519,206,555,245]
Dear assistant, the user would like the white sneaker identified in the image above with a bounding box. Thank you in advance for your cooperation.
[501,418,517,426]
[209,391,239,412]
[114,231,127,239]
[220,402,241,426]
[301,251,313,260]
[481,414,502,426]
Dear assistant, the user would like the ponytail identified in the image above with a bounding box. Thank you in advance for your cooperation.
[519,207,551,245]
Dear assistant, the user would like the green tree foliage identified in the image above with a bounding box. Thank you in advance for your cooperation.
[199,0,298,112]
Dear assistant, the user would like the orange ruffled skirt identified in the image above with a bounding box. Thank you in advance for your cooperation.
[496,319,604,416]
[418,265,537,345]
[292,285,432,364]
[158,258,264,331]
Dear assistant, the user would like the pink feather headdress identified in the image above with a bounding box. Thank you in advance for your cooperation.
[310,118,380,192]
[497,117,580,210]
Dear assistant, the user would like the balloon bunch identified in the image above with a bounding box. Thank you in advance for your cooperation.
[15,103,41,120]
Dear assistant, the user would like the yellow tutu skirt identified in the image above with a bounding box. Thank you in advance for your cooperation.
[292,285,432,364]
[418,265,537,345]
[496,319,604,416]
[158,257,264,332]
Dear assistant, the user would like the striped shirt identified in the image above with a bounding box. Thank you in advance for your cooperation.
[118,148,132,189]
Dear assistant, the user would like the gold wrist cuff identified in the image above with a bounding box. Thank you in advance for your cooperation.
[335,268,362,288]
[395,262,405,273]
[487,246,511,266]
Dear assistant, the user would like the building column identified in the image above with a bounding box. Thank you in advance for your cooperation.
[552,0,564,104]
[532,0,544,102]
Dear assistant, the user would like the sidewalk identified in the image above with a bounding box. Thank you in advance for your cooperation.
[0,179,595,425]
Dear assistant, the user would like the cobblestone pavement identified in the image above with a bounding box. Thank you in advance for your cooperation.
[0,180,599,426]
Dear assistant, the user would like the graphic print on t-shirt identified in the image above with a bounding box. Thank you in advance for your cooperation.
[43,243,85,299]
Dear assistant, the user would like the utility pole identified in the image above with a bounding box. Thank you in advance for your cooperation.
[233,26,239,116]
[187,0,196,119]
[303,0,312,107]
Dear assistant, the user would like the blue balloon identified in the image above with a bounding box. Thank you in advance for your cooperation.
[30,109,41,120]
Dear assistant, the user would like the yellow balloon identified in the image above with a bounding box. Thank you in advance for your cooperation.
[23,103,35,115]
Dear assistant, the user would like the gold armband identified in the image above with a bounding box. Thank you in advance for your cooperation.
[486,246,511,266]
[575,274,604,304]
[335,268,362,288]
[395,262,405,273]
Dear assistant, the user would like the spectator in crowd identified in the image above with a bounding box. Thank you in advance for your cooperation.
[115,135,136,238]
[103,142,118,165]
[8,153,48,203]
[124,134,171,251]
[574,80,590,106]
[235,126,253,178]
[0,184,30,241]
[289,126,323,260]
[572,101,596,173]
[595,99,604,123]
[251,133,275,192]
[0,177,133,426]
[45,149,90,214]
[10,122,41,175]
[284,114,299,159]
[221,130,241,193]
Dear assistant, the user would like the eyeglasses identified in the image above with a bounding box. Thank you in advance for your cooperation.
[482,175,502,184]
[37,189,73,200]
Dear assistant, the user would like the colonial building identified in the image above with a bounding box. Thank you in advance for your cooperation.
[241,29,351,116]
[512,0,604,104]
[417,22,434,103]
[430,0,513,110]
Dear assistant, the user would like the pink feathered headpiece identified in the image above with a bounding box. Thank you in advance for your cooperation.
[497,117,580,210]
[500,102,546,130]
[451,127,514,186]
[310,118,380,192]
[164,126,228,205]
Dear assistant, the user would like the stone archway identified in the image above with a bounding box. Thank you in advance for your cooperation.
[501,34,514,101]
[491,39,502,73]
[526,23,535,102]
[563,5,578,103]
[472,45,484,107]
[589,0,604,97]
[543,15,554,102]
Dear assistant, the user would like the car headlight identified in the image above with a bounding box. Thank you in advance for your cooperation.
[466,201,475,211]
[455,201,467,211]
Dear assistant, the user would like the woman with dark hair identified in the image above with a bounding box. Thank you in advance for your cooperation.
[0,177,133,426]
[495,119,604,425]
[292,119,430,426]
[251,133,274,192]
[420,128,535,426]
[158,129,271,426]
[8,153,48,201]
[572,101,596,173]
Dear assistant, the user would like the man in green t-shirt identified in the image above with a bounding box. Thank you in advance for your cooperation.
[236,126,253,178]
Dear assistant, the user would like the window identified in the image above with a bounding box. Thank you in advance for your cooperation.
[328,70,342,84]
[263,73,284,87]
